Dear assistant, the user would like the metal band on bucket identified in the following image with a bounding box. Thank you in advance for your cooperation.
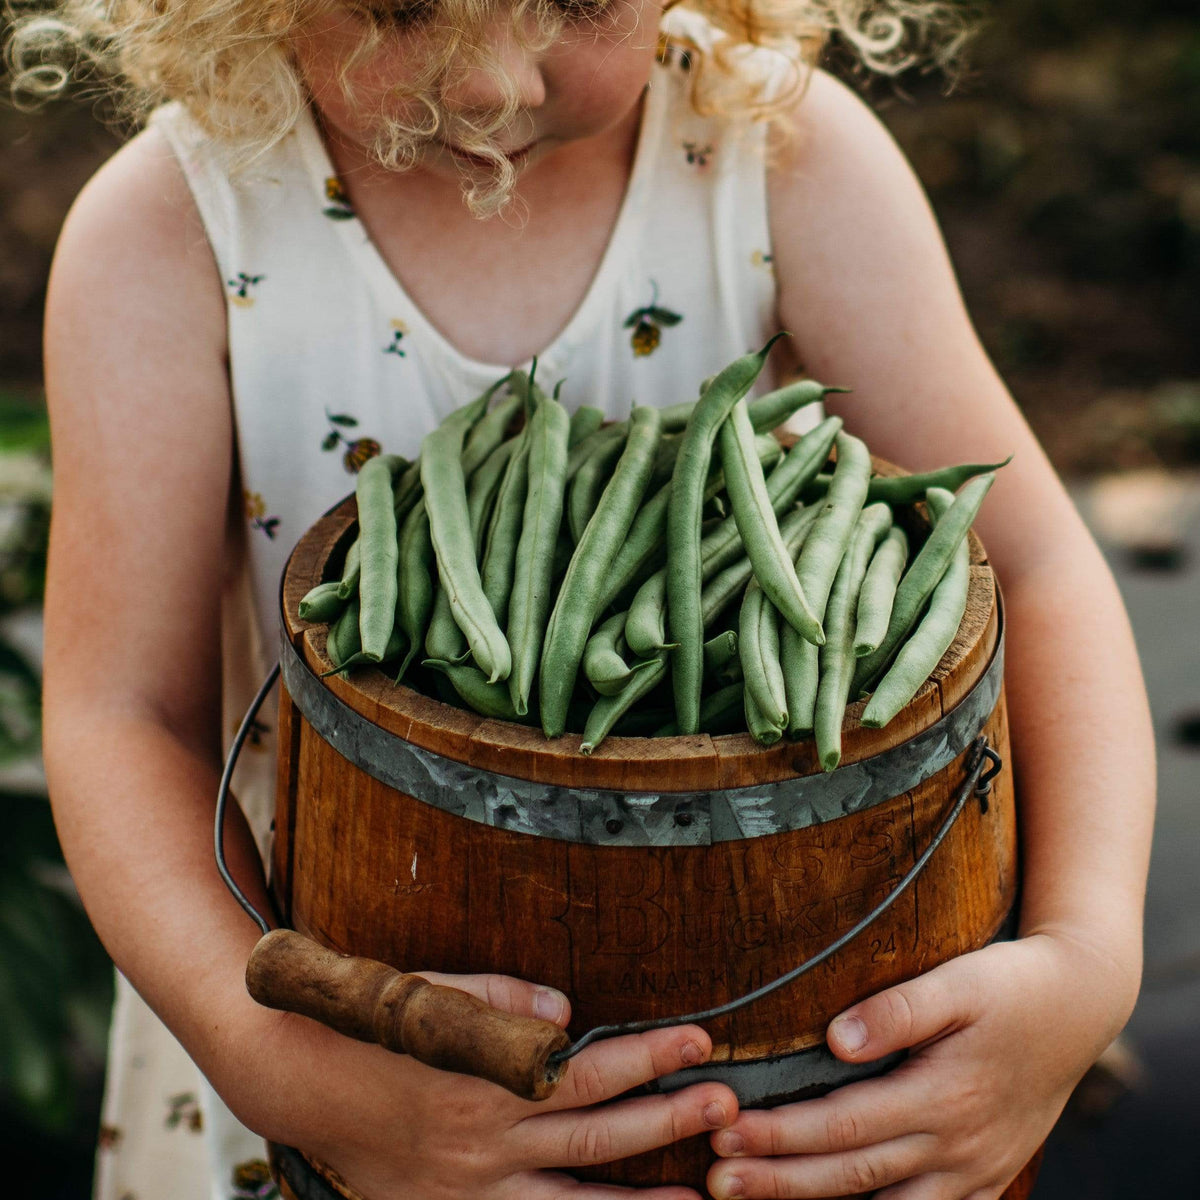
[278,607,1004,847]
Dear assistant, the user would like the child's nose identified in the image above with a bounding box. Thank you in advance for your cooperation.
[440,15,547,115]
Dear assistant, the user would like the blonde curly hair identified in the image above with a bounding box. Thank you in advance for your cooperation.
[4,0,976,215]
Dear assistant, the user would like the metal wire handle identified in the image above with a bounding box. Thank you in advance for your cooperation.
[547,734,1001,1067]
[214,662,280,937]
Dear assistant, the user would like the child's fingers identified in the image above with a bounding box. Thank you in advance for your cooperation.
[539,1025,716,1113]
[710,1072,929,1159]
[415,970,572,1026]
[826,956,976,1062]
[523,1084,736,1170]
[706,1133,934,1200]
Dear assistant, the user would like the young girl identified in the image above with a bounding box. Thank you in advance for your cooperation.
[13,0,1154,1196]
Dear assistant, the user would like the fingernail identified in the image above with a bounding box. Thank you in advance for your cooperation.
[718,1174,745,1198]
[703,1101,727,1128]
[680,1039,705,1066]
[831,1014,868,1053]
[715,1130,745,1155]
[534,988,566,1022]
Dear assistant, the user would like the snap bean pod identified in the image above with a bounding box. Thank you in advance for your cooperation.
[719,399,823,645]
[854,526,909,657]
[669,335,784,734]
[541,406,663,737]
[420,391,511,682]
[813,503,893,771]
[580,650,669,754]
[355,452,402,661]
[861,488,970,728]
[507,394,571,715]
[795,431,872,626]
[852,472,996,696]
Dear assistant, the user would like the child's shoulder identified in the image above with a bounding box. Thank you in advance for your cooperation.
[50,118,225,362]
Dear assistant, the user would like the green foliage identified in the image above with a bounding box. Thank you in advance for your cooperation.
[0,792,113,1133]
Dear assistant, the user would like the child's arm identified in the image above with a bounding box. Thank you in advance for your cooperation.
[704,71,1154,1200]
[42,128,736,1200]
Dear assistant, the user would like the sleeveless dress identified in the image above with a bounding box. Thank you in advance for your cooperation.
[93,19,813,1199]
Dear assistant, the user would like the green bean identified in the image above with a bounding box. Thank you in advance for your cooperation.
[702,630,739,679]
[794,431,872,631]
[668,335,784,734]
[625,570,671,658]
[298,580,345,624]
[479,429,531,633]
[568,405,605,449]
[813,503,893,771]
[420,390,511,682]
[805,456,1013,508]
[852,472,997,697]
[781,631,819,739]
[719,399,823,645]
[565,421,625,483]
[854,526,909,657]
[541,405,663,738]
[466,438,517,559]
[424,658,525,722]
[568,428,627,541]
[580,650,668,754]
[654,379,838,438]
[326,626,405,676]
[700,502,821,629]
[739,579,788,728]
[395,499,435,681]
[744,685,783,746]
[862,488,970,728]
[336,537,361,601]
[746,380,846,435]
[355,453,402,661]
[425,585,469,662]
[392,459,424,525]
[460,373,519,477]
[690,416,842,587]
[583,613,657,696]
[598,434,780,614]
[507,394,571,715]
[326,595,361,669]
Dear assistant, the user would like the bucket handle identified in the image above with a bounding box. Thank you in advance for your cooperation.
[216,662,999,1099]
[215,662,568,1102]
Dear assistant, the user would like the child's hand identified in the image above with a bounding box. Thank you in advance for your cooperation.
[707,932,1136,1199]
[237,966,738,1199]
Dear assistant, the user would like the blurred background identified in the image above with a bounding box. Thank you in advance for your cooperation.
[2,0,1197,1195]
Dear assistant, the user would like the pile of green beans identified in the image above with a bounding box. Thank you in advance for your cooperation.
[300,353,1005,765]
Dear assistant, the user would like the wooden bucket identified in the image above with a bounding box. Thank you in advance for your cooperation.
[268,486,1038,1200]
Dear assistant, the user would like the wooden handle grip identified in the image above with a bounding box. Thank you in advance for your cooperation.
[245,929,569,1101]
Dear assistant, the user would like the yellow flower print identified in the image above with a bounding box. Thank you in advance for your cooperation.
[624,281,682,358]
[232,1158,280,1199]
[323,175,356,220]
[243,490,281,539]
[751,249,775,273]
[384,318,410,357]
[322,409,383,473]
[227,272,264,307]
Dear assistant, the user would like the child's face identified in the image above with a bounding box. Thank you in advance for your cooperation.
[292,0,665,179]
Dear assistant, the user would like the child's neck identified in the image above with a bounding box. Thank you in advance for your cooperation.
[318,100,645,366]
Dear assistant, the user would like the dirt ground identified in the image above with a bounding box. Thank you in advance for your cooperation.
[3,7,1199,476]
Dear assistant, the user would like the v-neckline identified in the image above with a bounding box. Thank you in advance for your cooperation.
[293,77,669,377]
